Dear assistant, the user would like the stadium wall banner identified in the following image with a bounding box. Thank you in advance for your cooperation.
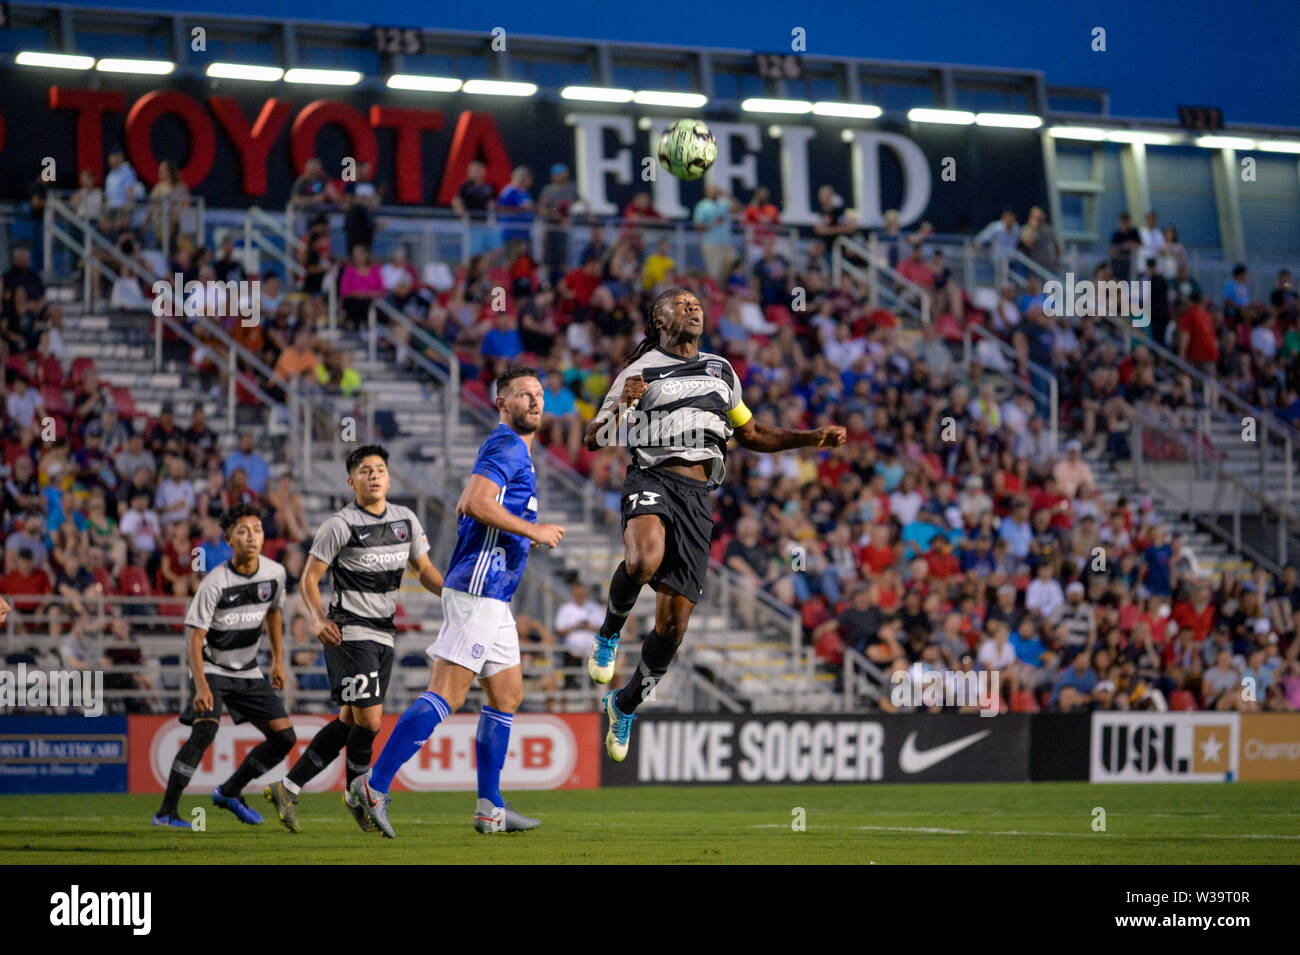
[0,716,129,793]
[128,712,600,793]
[1237,714,1300,782]
[1089,712,1239,783]
[1027,713,1091,781]
[600,713,1031,786]
[0,69,1047,232]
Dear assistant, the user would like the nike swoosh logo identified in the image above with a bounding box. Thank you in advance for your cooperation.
[358,532,370,540]
[898,730,991,774]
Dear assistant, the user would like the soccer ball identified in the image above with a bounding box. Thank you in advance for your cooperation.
[657,119,717,181]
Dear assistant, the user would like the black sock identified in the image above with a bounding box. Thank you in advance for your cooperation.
[345,725,379,786]
[615,630,679,714]
[286,718,351,790]
[598,562,642,638]
[158,720,218,817]
[220,728,296,798]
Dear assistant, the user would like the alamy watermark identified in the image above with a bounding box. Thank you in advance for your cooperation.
[1042,273,1150,327]
[151,273,261,326]
[889,663,1000,717]
[0,664,104,717]
[591,404,710,450]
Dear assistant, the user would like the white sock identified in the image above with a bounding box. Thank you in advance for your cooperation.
[283,778,301,797]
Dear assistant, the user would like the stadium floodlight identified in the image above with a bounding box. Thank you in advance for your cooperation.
[207,63,284,82]
[284,68,362,86]
[632,90,708,108]
[15,51,94,70]
[462,79,537,97]
[388,74,463,92]
[908,108,976,125]
[561,85,634,103]
[1257,140,1300,153]
[741,98,813,114]
[812,101,883,119]
[96,58,174,75]
[1195,135,1256,150]
[975,112,1043,129]
[1107,130,1177,145]
[1048,126,1109,141]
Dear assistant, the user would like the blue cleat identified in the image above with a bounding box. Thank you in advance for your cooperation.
[211,787,263,825]
[588,631,620,684]
[151,812,193,829]
[603,691,637,762]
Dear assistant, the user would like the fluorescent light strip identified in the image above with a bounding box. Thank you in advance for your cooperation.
[632,90,707,108]
[741,97,812,114]
[1257,140,1300,154]
[388,74,462,92]
[908,108,975,125]
[284,68,362,86]
[1107,130,1176,145]
[1195,135,1256,150]
[96,58,174,75]
[975,112,1042,129]
[16,51,94,70]
[812,101,882,119]
[1049,126,1109,141]
[561,85,634,103]
[206,62,284,82]
[462,79,537,97]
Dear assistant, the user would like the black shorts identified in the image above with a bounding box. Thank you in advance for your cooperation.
[621,466,714,602]
[324,639,394,707]
[181,674,287,726]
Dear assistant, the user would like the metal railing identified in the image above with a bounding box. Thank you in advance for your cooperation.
[830,234,932,325]
[1131,403,1300,572]
[962,323,1059,455]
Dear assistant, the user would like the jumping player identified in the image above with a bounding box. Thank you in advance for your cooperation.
[350,366,564,837]
[264,445,444,833]
[152,503,293,828]
[584,287,845,761]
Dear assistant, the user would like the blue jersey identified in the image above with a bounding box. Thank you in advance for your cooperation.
[444,423,538,601]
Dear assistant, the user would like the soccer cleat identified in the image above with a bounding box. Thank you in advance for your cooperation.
[588,631,620,684]
[151,812,192,829]
[473,797,541,834]
[263,781,301,834]
[343,787,377,833]
[350,773,395,839]
[603,691,637,763]
[211,787,263,825]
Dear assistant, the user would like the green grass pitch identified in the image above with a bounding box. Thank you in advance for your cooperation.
[2,782,1297,864]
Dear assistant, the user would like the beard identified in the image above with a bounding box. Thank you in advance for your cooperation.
[510,411,541,434]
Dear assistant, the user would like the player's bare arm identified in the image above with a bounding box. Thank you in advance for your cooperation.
[458,473,564,547]
[409,553,445,596]
[186,626,213,715]
[584,375,647,451]
[265,608,286,691]
[733,418,847,453]
[300,555,341,646]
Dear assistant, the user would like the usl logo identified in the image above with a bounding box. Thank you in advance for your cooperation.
[1090,713,1239,782]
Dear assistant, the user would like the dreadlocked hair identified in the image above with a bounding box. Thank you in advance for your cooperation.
[622,285,690,369]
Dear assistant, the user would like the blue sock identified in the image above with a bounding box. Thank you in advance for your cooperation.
[369,691,450,793]
[475,706,513,807]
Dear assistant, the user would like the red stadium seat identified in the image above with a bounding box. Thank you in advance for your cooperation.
[800,596,830,632]
[109,387,138,419]
[1169,689,1198,711]
[1010,690,1040,713]
[37,358,64,389]
[262,538,287,561]
[5,355,32,379]
[69,357,96,389]
[40,386,70,416]
[710,532,733,564]
[120,566,154,597]
[813,629,844,665]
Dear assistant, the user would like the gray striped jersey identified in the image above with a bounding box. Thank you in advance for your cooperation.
[309,501,430,647]
[598,346,752,485]
[184,558,287,679]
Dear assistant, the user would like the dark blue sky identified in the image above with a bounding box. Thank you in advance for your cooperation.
[80,0,1300,127]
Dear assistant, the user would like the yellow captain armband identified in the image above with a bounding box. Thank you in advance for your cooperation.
[727,402,753,428]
